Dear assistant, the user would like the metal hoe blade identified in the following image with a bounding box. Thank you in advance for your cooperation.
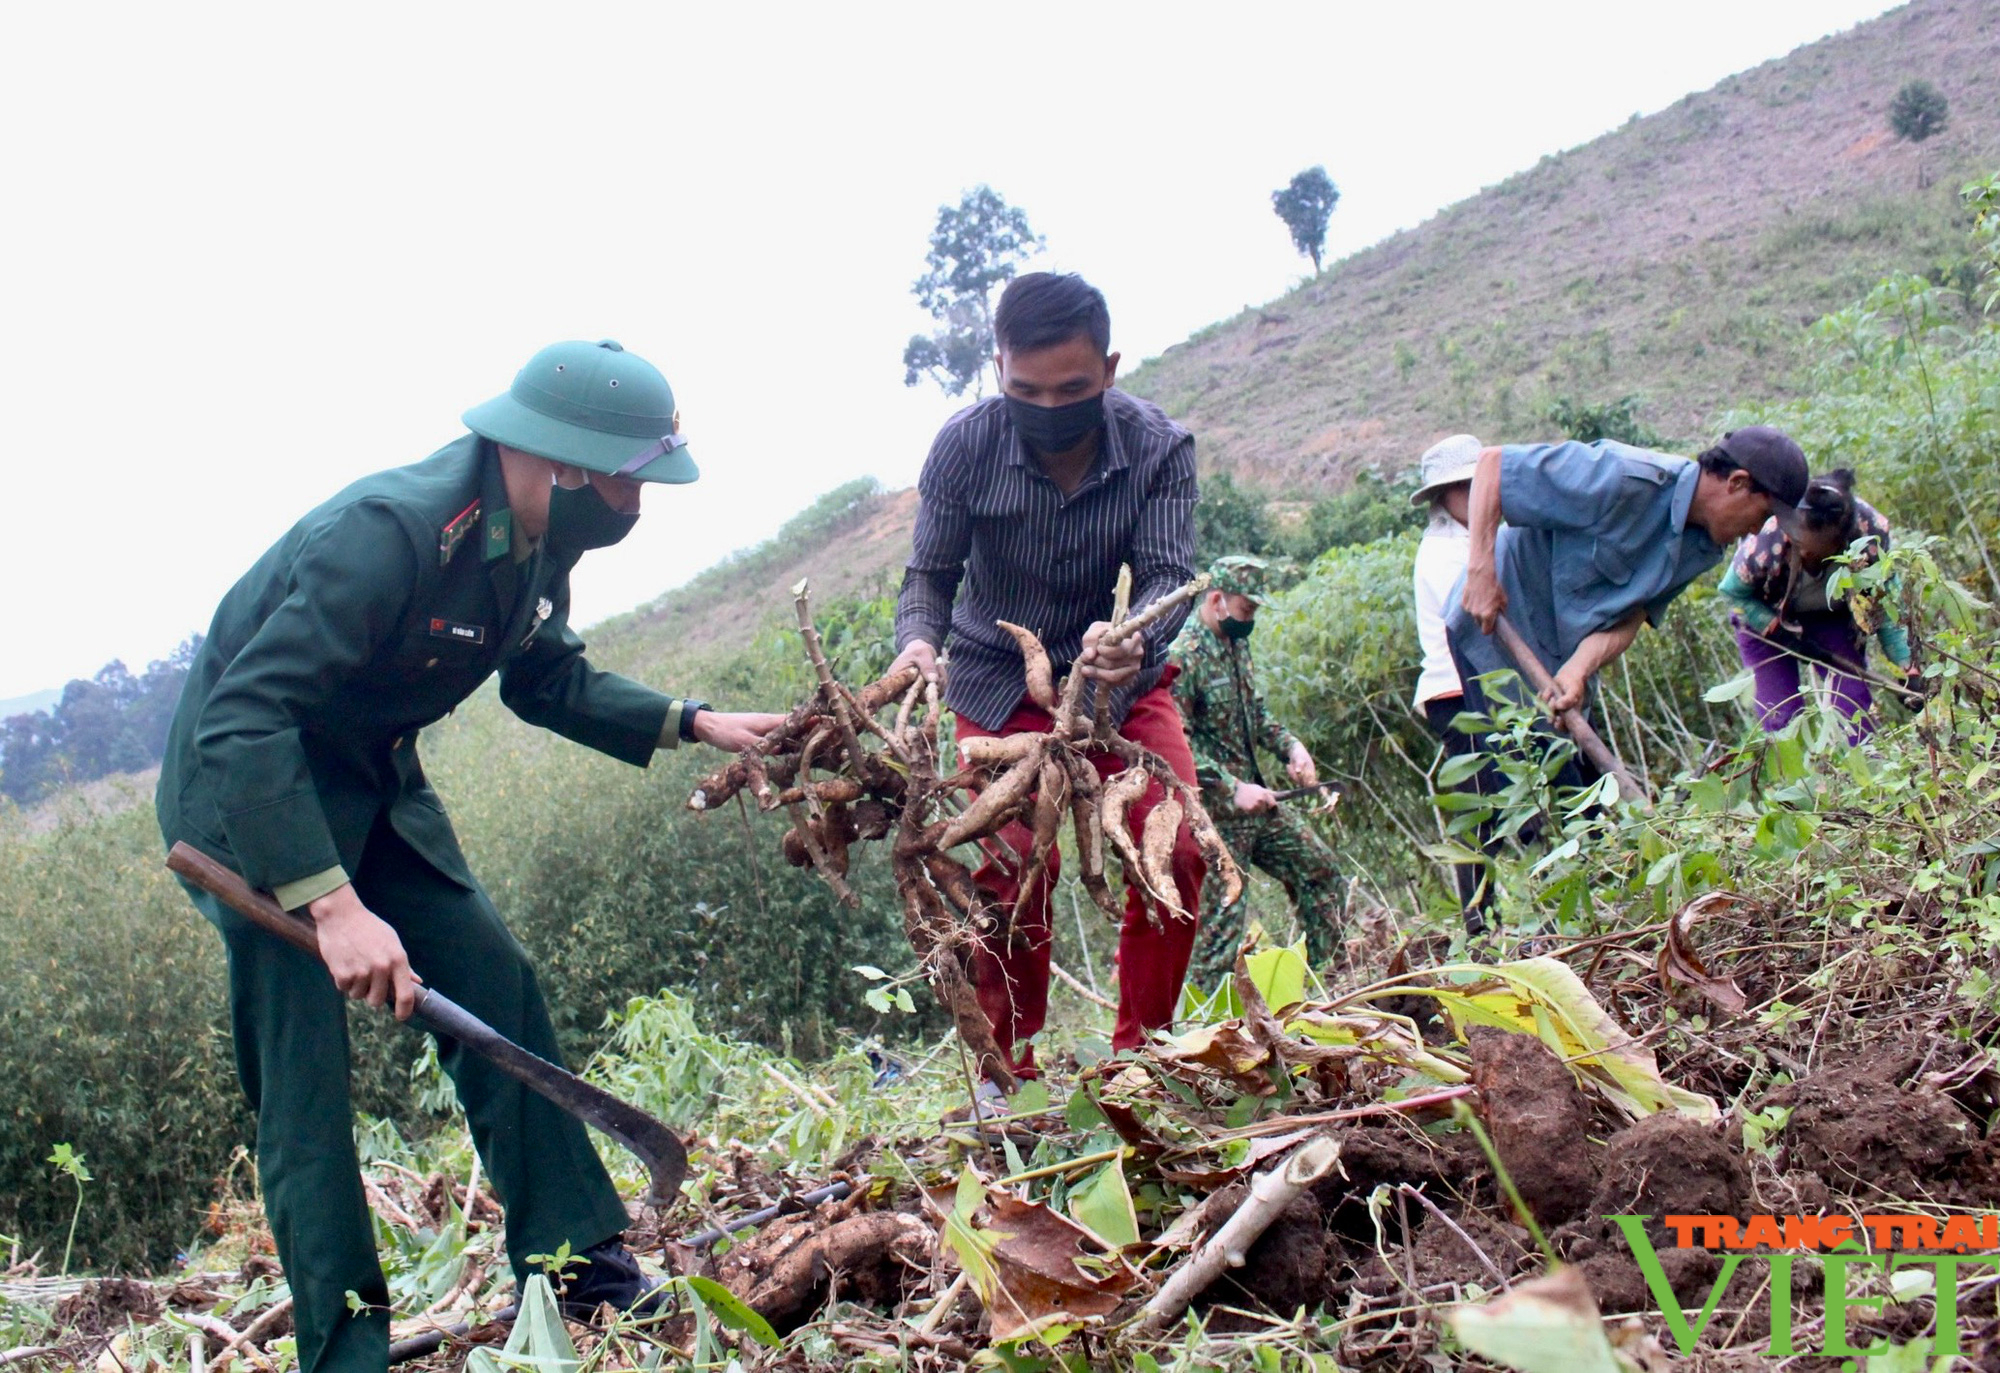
[409,989,686,1205]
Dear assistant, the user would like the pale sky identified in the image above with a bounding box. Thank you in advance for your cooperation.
[0,0,1899,699]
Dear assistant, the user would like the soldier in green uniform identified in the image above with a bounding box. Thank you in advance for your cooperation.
[156,339,784,1373]
[1168,556,1346,986]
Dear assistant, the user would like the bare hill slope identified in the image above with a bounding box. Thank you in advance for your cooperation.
[1122,0,1999,488]
[603,0,1997,661]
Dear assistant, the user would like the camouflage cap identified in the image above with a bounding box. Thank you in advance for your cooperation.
[1208,554,1273,606]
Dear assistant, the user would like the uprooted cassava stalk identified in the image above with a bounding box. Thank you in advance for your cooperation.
[686,574,1241,1085]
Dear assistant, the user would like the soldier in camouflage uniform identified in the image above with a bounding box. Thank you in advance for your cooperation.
[1168,556,1346,986]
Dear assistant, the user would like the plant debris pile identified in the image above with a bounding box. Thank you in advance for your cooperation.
[12,873,2000,1371]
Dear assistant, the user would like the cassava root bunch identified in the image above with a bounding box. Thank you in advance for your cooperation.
[687,574,1240,1088]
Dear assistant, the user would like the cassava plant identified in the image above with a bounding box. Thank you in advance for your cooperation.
[689,573,1241,1089]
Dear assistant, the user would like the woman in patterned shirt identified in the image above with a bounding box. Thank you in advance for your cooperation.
[1719,469,1915,740]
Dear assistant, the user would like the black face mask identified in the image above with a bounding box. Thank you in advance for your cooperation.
[547,479,640,553]
[1220,615,1255,642]
[1006,393,1104,456]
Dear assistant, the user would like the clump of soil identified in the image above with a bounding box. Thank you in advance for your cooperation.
[1311,1123,1483,1243]
[1407,1205,1530,1290]
[1591,1112,1750,1225]
[1194,1190,1328,1331]
[52,1278,161,1339]
[1556,1112,1752,1313]
[1468,1026,1600,1226]
[1765,1047,1978,1199]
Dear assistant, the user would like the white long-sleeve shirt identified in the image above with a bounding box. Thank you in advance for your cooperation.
[1412,512,1469,709]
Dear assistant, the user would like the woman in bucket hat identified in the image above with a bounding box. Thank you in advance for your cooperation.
[1409,435,1500,934]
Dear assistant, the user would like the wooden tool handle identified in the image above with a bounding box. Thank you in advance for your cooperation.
[168,841,323,957]
[166,844,691,1211]
[1490,616,1647,805]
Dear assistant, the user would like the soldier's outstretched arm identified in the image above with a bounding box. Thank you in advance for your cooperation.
[499,573,782,760]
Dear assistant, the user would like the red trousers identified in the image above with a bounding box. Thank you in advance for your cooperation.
[952,676,1207,1076]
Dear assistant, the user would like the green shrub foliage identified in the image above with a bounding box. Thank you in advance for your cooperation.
[0,796,419,1268]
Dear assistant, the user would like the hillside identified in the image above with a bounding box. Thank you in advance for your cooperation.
[1124,0,2000,487]
[600,0,1996,665]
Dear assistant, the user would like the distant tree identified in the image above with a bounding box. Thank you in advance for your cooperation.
[1271,166,1341,274]
[1889,80,1949,144]
[1193,470,1276,564]
[1543,394,1661,448]
[1888,80,1949,187]
[0,636,200,804]
[902,186,1043,398]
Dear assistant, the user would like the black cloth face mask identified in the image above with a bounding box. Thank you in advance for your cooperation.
[547,479,640,553]
[1220,615,1255,641]
[1006,393,1105,456]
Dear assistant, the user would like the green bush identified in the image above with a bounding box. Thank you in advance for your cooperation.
[1193,470,1276,563]
[1542,392,1663,447]
[1278,470,1422,562]
[0,794,419,1270]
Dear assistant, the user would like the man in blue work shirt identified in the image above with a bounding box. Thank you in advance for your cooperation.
[1449,426,1809,722]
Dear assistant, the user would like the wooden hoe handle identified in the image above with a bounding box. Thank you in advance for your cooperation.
[1490,615,1648,806]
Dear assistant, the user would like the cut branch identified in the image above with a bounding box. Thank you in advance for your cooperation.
[1134,1133,1341,1334]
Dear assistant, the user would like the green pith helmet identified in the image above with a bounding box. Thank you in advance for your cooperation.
[1208,555,1272,606]
[463,339,698,484]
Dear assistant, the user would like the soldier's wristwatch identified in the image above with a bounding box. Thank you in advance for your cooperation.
[679,699,710,743]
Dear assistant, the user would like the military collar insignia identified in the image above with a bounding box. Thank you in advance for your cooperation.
[485,508,514,562]
[521,596,554,648]
[440,500,482,566]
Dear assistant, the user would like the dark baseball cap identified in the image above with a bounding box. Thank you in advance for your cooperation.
[1717,426,1809,531]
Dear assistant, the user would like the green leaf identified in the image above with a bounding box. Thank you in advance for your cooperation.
[1067,1158,1140,1249]
[1866,1336,1950,1373]
[682,1275,780,1347]
[1243,942,1309,1011]
[893,988,918,1014]
[1686,773,1729,814]
[1704,671,1757,703]
[1010,1079,1051,1114]
[852,964,889,981]
[1064,1090,1109,1132]
[1416,957,1717,1121]
[942,1167,1004,1310]
[1448,1266,1622,1373]
[46,1143,90,1183]
[1437,753,1490,786]
[1643,851,1681,887]
[954,1164,986,1219]
[468,1273,579,1373]
[864,987,893,1013]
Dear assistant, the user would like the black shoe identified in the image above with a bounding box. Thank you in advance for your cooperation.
[547,1239,667,1322]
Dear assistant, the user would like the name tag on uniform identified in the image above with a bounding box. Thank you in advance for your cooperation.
[428,617,486,645]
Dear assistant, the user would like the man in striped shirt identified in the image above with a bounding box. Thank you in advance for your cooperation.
[890,272,1204,1078]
